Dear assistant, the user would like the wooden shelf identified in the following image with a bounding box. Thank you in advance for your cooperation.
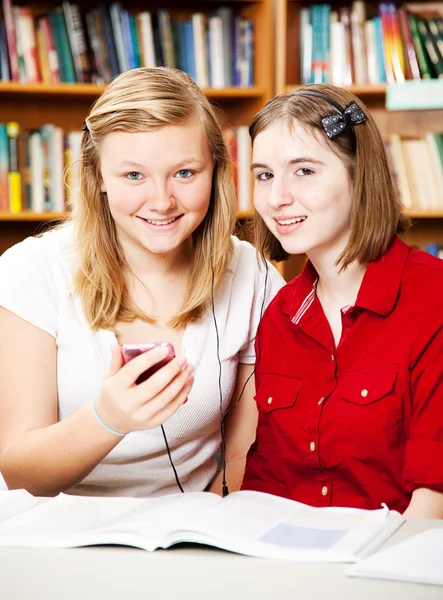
[0,82,266,99]
[285,84,387,97]
[0,212,69,222]
[408,211,443,219]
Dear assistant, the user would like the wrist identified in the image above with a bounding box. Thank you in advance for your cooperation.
[91,398,128,437]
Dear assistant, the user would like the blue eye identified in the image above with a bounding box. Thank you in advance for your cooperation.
[176,169,194,179]
[126,172,142,180]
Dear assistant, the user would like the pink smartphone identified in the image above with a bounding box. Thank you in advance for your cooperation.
[121,342,175,384]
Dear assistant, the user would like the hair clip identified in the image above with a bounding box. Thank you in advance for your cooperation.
[321,101,366,139]
[82,121,89,133]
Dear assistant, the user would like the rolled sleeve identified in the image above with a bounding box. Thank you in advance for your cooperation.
[404,318,443,494]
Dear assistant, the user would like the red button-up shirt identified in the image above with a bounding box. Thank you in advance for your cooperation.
[242,237,443,513]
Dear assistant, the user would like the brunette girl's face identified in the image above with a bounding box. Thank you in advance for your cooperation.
[99,118,214,257]
[252,118,353,262]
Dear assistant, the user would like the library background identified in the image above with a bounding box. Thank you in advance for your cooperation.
[0,0,443,282]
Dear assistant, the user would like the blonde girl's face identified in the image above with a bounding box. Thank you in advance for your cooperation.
[99,119,214,257]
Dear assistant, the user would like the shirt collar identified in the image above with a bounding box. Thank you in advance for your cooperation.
[354,236,410,316]
[282,236,410,319]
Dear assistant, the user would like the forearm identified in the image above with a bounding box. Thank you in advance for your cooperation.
[209,456,247,496]
[0,402,122,496]
[404,488,443,519]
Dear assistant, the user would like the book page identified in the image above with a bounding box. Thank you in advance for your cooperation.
[0,489,40,523]
[173,490,401,561]
[0,491,220,551]
[347,528,443,586]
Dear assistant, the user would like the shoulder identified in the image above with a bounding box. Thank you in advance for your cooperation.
[229,236,286,294]
[0,225,75,287]
[403,245,443,303]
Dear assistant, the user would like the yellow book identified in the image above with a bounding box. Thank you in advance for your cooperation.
[6,122,21,214]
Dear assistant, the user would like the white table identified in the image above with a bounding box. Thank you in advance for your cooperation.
[0,519,442,600]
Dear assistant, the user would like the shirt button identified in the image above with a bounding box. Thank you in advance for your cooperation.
[321,486,328,496]
[267,397,273,405]
[361,389,368,398]
[331,355,335,361]
[310,442,315,452]
[318,396,324,405]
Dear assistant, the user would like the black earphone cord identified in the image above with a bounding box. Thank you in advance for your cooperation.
[162,237,269,497]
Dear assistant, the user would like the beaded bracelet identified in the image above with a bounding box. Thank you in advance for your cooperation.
[92,398,127,437]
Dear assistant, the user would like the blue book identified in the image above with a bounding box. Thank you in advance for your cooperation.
[121,9,135,70]
[183,20,196,82]
[374,17,387,83]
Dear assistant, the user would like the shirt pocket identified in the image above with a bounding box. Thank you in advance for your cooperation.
[340,364,398,406]
[255,373,303,412]
[337,363,403,446]
[255,373,303,443]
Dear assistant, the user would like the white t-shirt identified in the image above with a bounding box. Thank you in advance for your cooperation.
[0,226,285,497]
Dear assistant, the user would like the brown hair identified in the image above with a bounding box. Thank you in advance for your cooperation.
[250,83,410,268]
[71,67,236,330]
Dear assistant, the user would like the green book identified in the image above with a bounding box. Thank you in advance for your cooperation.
[408,13,432,79]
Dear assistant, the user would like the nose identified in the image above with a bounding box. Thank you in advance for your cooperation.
[145,179,176,213]
[267,174,293,210]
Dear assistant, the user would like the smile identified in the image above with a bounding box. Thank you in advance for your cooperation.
[275,216,307,225]
[138,216,181,226]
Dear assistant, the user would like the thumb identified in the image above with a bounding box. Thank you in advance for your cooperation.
[108,344,123,376]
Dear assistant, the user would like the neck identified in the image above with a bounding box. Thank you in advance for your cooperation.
[309,246,367,308]
[119,233,193,283]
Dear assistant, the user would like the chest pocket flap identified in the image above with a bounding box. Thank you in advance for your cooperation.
[341,364,398,406]
[256,373,303,413]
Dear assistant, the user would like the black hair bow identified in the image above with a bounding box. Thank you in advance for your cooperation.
[321,102,367,139]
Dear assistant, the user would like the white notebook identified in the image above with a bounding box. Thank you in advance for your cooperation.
[347,528,443,586]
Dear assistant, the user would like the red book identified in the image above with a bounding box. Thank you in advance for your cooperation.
[2,0,19,81]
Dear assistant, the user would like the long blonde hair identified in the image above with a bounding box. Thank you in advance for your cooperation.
[71,67,236,330]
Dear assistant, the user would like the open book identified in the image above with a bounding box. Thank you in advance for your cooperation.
[0,489,404,562]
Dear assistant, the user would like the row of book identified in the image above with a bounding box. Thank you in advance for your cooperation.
[0,123,253,215]
[0,1,254,88]
[301,2,443,86]
[387,132,443,211]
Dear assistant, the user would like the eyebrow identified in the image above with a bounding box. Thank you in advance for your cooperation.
[116,158,204,170]
[250,157,325,171]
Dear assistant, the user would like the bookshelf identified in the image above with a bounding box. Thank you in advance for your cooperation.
[0,0,273,255]
[275,0,443,279]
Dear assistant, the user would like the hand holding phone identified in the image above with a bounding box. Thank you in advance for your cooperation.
[121,342,175,384]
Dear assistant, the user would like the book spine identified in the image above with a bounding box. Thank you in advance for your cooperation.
[6,121,21,213]
[0,18,10,81]
[0,123,9,211]
[409,13,432,79]
[129,14,142,69]
[398,8,420,81]
[387,3,405,83]
[109,3,129,73]
[40,16,61,83]
[373,17,386,83]
[2,0,19,81]
[422,18,443,79]
[137,12,156,68]
[29,130,44,213]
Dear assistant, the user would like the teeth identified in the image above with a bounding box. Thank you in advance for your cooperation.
[145,216,178,226]
[277,217,306,225]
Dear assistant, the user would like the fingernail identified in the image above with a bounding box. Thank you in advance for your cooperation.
[183,397,188,404]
